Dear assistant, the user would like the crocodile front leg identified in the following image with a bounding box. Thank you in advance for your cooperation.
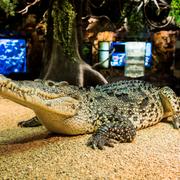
[87,119,136,150]
[18,116,42,127]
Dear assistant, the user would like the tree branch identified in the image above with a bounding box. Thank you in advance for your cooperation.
[17,0,41,15]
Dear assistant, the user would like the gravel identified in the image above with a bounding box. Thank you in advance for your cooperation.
[0,98,179,179]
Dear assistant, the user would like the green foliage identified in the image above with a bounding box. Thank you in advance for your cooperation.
[117,1,146,39]
[127,10,146,39]
[0,0,18,16]
[169,0,180,27]
[52,0,76,59]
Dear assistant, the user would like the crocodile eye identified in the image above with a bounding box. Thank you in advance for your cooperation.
[45,80,55,87]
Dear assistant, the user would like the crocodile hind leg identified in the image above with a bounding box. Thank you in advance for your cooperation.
[167,114,180,129]
[159,87,180,129]
[172,115,180,129]
[87,120,136,150]
[18,116,42,127]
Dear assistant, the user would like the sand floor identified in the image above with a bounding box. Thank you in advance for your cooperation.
[0,97,179,179]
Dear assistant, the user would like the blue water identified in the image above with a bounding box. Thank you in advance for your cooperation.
[0,39,26,75]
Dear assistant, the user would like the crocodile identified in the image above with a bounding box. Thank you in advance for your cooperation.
[0,75,179,149]
[95,80,160,96]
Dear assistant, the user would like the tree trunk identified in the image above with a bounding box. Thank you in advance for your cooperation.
[40,0,107,86]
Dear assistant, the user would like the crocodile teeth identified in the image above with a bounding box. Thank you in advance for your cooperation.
[17,90,22,97]
[11,87,15,91]
[13,86,18,92]
[0,83,3,87]
[6,83,13,89]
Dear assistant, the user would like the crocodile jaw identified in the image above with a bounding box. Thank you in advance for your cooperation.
[0,75,78,117]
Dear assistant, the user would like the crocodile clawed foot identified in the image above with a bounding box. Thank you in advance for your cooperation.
[87,120,136,150]
[18,116,42,127]
[87,133,117,150]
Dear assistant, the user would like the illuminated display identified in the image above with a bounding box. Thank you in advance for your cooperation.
[110,42,126,67]
[110,41,152,68]
[0,39,26,75]
[144,42,152,67]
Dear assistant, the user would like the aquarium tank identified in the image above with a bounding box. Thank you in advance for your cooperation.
[110,41,152,68]
[0,38,27,75]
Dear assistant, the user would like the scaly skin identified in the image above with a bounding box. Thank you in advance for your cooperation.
[0,75,179,149]
[96,80,180,128]
[95,80,160,97]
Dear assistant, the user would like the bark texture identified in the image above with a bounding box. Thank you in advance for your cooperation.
[40,0,107,86]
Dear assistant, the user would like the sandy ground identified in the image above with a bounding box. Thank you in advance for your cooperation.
[0,97,180,179]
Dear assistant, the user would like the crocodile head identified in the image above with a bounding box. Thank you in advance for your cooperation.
[0,75,97,134]
[0,74,79,120]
